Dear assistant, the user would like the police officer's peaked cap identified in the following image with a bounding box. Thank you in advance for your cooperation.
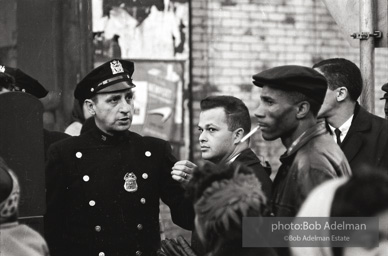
[252,65,328,105]
[0,65,48,98]
[381,83,388,100]
[75,59,136,103]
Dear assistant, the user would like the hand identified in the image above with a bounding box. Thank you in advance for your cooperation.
[171,160,197,185]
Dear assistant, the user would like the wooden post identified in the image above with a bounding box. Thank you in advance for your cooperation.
[359,0,376,113]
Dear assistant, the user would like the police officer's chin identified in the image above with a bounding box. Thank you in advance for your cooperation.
[114,122,132,133]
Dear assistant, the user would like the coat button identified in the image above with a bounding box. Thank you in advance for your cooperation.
[145,151,151,157]
[76,152,82,158]
[95,225,101,232]
[137,224,143,230]
[89,200,96,206]
[136,251,142,256]
[142,173,148,179]
[140,198,146,204]
[83,175,90,182]
[98,252,104,256]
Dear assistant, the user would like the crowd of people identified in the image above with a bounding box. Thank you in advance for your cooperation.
[1,57,388,256]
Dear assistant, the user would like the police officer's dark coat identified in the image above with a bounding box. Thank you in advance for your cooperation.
[45,125,194,256]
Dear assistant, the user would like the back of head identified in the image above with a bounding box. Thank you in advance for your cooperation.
[200,95,251,134]
[190,163,267,254]
[331,171,388,218]
[313,58,362,101]
[330,171,388,256]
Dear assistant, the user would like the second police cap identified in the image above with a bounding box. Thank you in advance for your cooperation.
[381,83,388,100]
[0,65,48,98]
[74,59,136,103]
[252,65,328,105]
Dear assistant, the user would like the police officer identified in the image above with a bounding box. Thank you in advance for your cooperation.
[0,65,70,160]
[44,59,194,256]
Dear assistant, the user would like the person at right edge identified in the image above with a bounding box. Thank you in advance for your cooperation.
[313,58,388,175]
[252,65,352,218]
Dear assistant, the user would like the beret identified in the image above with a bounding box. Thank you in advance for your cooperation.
[74,59,136,103]
[0,65,48,98]
[252,65,328,105]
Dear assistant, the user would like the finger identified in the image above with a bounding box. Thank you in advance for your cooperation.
[184,160,197,168]
[171,170,185,177]
[172,174,184,182]
[174,160,197,168]
[171,164,186,171]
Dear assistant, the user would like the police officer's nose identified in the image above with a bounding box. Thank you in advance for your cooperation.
[119,98,132,113]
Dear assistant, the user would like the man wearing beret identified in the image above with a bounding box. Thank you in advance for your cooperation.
[381,82,388,119]
[313,58,388,174]
[44,59,194,256]
[252,65,351,217]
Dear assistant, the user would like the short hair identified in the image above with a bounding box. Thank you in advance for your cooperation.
[200,95,251,135]
[331,171,388,218]
[330,171,388,256]
[313,58,362,101]
[287,90,322,117]
[0,72,16,91]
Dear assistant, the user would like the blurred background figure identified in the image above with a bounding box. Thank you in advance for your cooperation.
[64,99,93,136]
[187,163,277,256]
[292,170,388,256]
[0,65,70,160]
[0,156,49,256]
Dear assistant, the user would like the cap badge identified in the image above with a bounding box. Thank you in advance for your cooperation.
[110,60,124,75]
[124,172,138,192]
[0,65,5,73]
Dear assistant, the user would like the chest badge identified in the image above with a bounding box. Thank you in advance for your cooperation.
[123,172,138,192]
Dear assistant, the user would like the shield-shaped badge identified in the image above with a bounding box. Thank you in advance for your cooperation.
[110,60,124,74]
[123,172,138,192]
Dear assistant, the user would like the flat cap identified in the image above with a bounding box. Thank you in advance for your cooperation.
[74,59,136,103]
[252,65,328,105]
[381,83,388,100]
[0,65,48,98]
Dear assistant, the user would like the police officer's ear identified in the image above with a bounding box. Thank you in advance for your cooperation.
[84,99,96,116]
[233,128,245,144]
[295,101,310,119]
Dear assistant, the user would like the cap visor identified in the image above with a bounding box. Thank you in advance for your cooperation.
[97,81,135,94]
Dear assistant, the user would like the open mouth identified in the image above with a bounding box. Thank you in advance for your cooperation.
[118,117,130,122]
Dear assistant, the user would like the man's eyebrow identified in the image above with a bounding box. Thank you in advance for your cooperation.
[261,95,273,100]
[200,123,219,128]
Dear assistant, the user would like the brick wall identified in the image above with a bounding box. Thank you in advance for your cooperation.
[191,0,388,169]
